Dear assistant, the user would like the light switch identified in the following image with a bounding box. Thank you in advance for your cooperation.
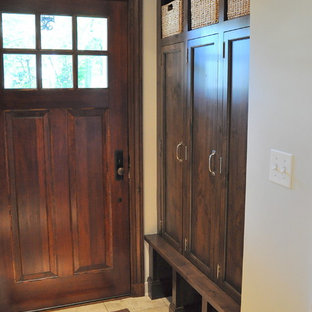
[269,149,294,188]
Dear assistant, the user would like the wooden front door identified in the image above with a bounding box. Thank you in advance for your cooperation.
[0,1,130,311]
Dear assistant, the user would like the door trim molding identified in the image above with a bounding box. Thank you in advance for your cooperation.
[128,0,144,296]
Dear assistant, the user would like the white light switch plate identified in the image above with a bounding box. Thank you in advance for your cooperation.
[269,149,293,188]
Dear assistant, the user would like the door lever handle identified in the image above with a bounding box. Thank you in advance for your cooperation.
[115,150,124,180]
[208,149,216,176]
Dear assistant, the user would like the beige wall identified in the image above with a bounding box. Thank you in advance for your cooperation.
[142,0,157,284]
[242,0,312,311]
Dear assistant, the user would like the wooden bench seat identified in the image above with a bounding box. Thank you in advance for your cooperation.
[145,234,240,312]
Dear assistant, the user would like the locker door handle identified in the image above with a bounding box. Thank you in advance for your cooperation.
[176,142,184,162]
[208,150,216,176]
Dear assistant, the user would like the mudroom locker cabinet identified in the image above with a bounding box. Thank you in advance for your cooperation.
[146,0,250,311]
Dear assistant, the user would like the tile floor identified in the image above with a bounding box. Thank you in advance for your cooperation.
[51,296,170,312]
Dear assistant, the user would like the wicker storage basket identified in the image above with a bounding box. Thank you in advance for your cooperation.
[227,0,250,19]
[191,0,219,30]
[162,0,183,38]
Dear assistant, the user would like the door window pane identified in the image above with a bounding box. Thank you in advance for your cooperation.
[77,17,107,51]
[42,55,73,89]
[2,13,36,49]
[1,13,109,90]
[41,15,72,50]
[3,54,37,89]
[78,55,108,88]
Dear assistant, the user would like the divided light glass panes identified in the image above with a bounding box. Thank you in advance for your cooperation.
[78,55,108,88]
[42,55,73,89]
[77,17,108,88]
[2,13,36,49]
[1,13,109,89]
[77,17,108,51]
[3,54,37,89]
[41,15,72,50]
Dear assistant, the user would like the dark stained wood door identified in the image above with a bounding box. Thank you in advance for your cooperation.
[0,1,130,311]
[160,43,186,252]
[186,34,220,279]
[219,28,250,302]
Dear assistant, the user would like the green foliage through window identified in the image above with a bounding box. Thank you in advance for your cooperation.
[1,13,108,89]
[42,55,73,89]
[3,54,37,89]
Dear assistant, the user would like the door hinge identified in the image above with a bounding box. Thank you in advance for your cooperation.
[186,49,189,63]
[217,264,221,279]
[184,238,188,251]
[223,42,226,59]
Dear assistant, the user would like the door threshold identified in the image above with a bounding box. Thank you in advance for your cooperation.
[28,294,131,312]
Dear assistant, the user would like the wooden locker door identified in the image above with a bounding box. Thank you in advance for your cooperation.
[186,34,220,279]
[160,43,186,252]
[219,28,250,302]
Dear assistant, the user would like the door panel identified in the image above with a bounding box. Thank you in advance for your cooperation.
[188,35,219,277]
[5,110,56,282]
[221,29,250,301]
[0,1,130,310]
[161,43,185,251]
[68,109,112,274]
